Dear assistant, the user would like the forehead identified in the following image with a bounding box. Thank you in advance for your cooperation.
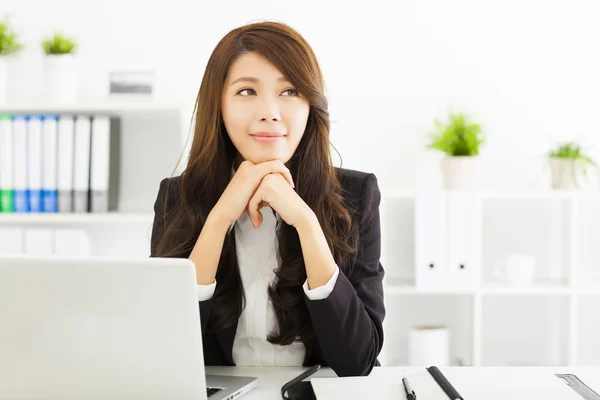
[226,52,288,84]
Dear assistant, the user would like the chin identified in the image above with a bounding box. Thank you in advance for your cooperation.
[246,152,292,165]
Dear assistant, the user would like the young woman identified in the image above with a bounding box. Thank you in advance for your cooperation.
[151,21,385,377]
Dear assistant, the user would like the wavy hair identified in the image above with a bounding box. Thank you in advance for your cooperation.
[156,21,359,345]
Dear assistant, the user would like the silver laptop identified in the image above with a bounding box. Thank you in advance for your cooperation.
[0,255,257,400]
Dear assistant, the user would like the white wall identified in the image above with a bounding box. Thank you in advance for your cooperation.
[6,0,600,194]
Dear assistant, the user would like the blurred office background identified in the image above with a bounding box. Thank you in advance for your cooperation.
[1,0,599,368]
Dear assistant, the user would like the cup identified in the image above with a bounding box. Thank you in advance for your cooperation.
[408,326,449,366]
[494,254,536,286]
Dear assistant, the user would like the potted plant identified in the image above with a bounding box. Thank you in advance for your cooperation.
[426,111,485,190]
[42,31,78,103]
[0,17,24,104]
[548,142,598,190]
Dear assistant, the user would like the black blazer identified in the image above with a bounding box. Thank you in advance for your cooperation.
[150,168,385,377]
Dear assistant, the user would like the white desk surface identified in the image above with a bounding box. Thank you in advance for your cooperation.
[206,365,600,400]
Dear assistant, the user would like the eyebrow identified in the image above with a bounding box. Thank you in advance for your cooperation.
[229,76,290,87]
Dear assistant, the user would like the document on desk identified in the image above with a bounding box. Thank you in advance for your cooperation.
[311,368,584,400]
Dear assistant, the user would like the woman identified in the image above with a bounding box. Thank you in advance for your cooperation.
[151,21,385,377]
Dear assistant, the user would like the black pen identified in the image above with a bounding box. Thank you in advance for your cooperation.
[402,377,417,400]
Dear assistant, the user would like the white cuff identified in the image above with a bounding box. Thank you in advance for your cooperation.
[303,266,340,300]
[197,281,216,301]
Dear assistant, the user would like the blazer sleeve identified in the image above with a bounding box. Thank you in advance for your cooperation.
[150,178,215,336]
[304,173,385,377]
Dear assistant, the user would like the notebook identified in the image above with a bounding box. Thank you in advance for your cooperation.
[311,367,585,400]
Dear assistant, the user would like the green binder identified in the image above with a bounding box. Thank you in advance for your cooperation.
[0,115,13,213]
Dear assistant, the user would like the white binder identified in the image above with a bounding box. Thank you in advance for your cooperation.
[12,116,28,213]
[42,115,59,212]
[414,192,448,290]
[73,116,91,213]
[27,116,43,213]
[446,193,481,290]
[57,116,75,212]
[90,116,120,212]
[0,116,13,212]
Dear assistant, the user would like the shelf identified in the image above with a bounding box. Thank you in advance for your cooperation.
[481,281,571,295]
[383,278,575,296]
[383,190,600,200]
[576,285,600,295]
[0,213,154,225]
[0,100,182,114]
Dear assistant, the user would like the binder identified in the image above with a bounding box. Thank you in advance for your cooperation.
[57,116,75,212]
[90,116,120,212]
[73,116,91,213]
[415,192,448,290]
[0,115,13,212]
[27,115,43,212]
[446,193,481,290]
[12,115,28,213]
[42,115,59,212]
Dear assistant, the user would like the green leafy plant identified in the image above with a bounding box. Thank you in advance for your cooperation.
[42,32,77,55]
[0,17,24,56]
[549,142,597,176]
[426,111,485,156]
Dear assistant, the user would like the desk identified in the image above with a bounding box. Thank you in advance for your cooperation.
[206,366,600,400]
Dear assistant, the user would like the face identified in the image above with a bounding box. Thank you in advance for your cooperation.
[221,51,310,166]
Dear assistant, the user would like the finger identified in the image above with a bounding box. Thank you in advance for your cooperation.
[247,187,263,228]
[255,160,295,188]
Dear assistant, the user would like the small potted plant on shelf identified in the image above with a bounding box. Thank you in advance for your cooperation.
[41,31,78,103]
[426,111,486,190]
[548,142,598,190]
[0,17,24,104]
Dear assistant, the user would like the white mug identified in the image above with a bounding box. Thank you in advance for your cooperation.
[408,326,449,366]
[494,254,536,286]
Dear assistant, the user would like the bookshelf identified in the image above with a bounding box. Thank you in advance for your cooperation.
[379,192,600,368]
[0,100,187,256]
[0,212,154,225]
[0,100,183,114]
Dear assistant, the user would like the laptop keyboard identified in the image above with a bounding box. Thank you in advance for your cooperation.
[207,387,222,397]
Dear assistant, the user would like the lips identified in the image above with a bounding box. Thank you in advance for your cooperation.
[250,132,286,137]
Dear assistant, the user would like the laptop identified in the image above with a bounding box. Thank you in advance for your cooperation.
[0,255,257,400]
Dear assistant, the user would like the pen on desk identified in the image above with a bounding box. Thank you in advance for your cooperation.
[402,377,417,400]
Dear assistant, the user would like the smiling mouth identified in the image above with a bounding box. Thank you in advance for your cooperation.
[251,135,285,142]
[250,132,286,138]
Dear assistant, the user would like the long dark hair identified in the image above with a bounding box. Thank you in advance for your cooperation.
[156,21,359,345]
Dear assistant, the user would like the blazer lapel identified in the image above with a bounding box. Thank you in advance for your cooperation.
[303,337,315,366]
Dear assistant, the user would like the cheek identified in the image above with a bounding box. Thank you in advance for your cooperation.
[222,103,253,140]
[285,105,310,145]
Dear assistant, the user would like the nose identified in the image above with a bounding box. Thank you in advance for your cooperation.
[258,96,281,122]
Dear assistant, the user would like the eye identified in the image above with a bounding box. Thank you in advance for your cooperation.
[282,88,299,96]
[237,88,256,96]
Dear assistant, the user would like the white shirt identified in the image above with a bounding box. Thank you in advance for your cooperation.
[196,205,340,366]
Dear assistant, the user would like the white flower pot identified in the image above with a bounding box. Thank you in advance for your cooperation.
[0,58,7,104]
[549,158,579,190]
[44,54,79,103]
[440,156,478,190]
